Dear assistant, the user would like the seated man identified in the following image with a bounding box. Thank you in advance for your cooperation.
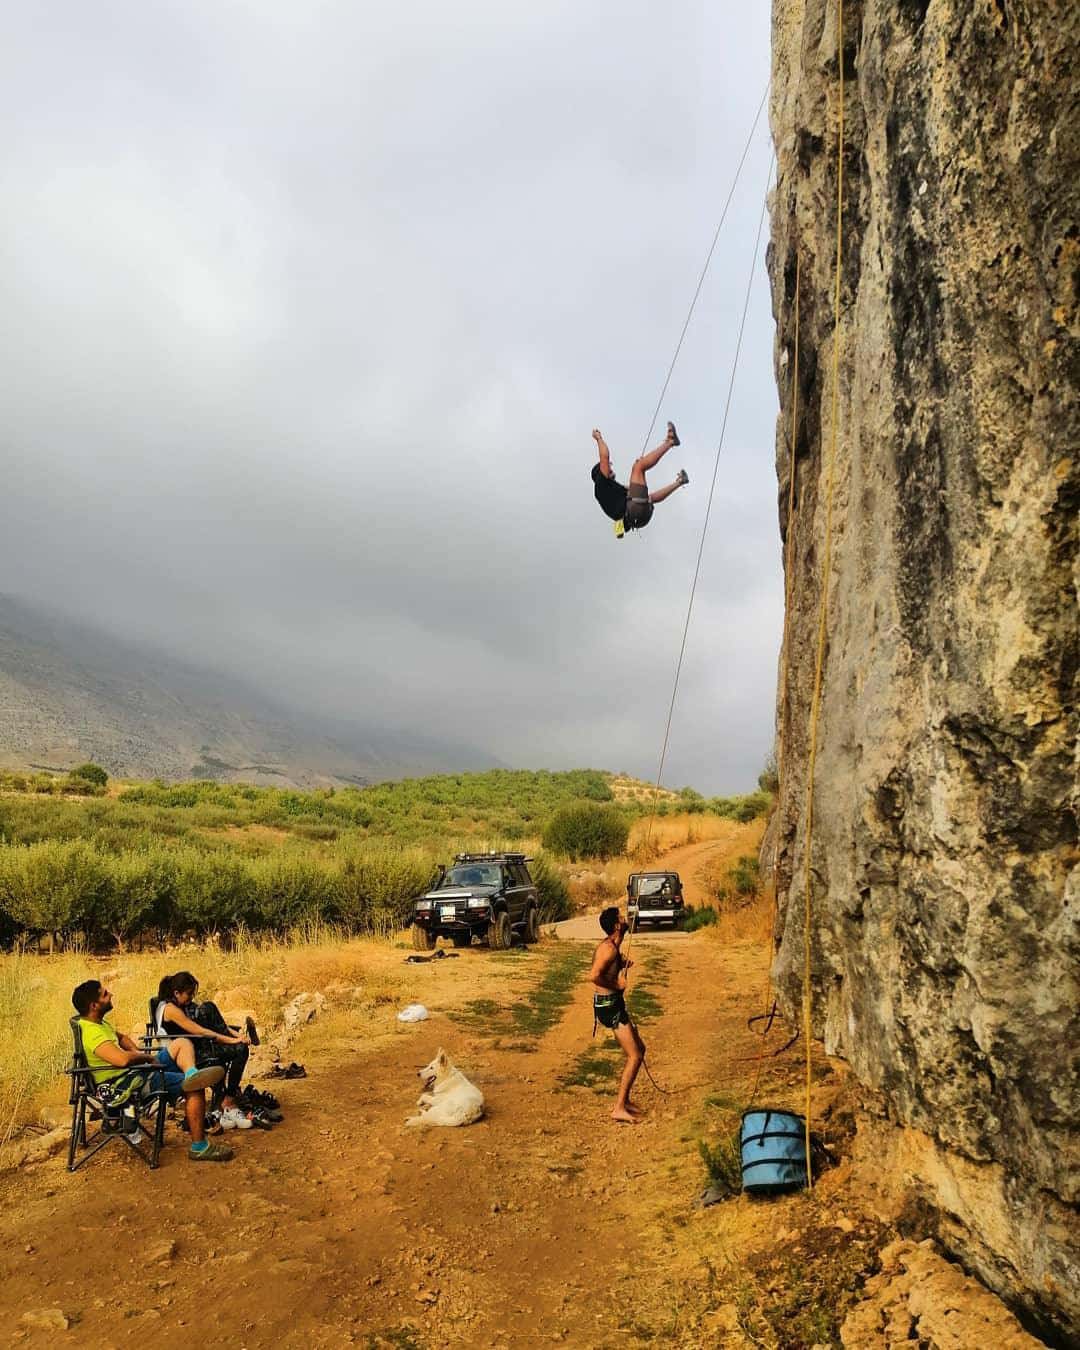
[71,979,232,1163]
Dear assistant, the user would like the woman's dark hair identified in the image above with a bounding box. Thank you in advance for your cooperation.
[157,970,199,1005]
[599,906,620,936]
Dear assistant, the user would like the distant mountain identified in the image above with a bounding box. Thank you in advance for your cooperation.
[0,594,501,786]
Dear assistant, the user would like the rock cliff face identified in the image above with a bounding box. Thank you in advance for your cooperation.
[767,1,1078,1339]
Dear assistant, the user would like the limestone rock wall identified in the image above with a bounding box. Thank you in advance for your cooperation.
[767,1,1078,1338]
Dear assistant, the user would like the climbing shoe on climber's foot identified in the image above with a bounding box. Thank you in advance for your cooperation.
[667,421,680,447]
[675,468,689,487]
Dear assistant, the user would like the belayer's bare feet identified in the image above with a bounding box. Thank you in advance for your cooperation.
[611,1107,638,1125]
[667,420,680,447]
[626,1102,645,1116]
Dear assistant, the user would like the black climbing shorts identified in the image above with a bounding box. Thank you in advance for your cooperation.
[594,992,630,1030]
[624,481,654,530]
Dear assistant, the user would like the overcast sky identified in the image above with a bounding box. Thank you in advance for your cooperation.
[1,2,779,795]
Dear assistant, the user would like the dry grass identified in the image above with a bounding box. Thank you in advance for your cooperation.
[0,929,424,1162]
[0,925,595,1163]
[626,811,744,865]
[565,870,623,913]
[710,888,775,949]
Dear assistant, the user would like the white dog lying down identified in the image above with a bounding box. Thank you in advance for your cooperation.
[406,1048,484,1128]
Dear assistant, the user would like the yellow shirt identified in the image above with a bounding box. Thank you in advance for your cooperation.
[78,1017,125,1083]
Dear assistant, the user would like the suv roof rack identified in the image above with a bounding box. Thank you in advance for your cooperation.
[453,851,530,863]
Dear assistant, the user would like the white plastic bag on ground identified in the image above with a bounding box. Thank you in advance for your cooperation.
[396,1003,429,1023]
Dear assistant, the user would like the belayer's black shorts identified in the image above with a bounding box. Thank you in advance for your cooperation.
[593,992,630,1030]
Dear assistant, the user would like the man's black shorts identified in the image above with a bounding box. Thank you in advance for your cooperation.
[594,991,630,1030]
[592,463,628,522]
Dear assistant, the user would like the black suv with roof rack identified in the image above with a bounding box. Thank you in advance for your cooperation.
[410,852,541,951]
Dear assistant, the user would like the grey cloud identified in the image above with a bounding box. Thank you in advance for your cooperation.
[2,2,777,794]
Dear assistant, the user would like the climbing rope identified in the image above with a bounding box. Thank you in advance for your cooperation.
[801,0,847,1188]
[776,251,802,792]
[635,85,769,463]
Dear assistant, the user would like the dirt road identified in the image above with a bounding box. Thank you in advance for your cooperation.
[0,837,840,1348]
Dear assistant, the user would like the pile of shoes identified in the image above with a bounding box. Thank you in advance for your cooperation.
[237,1084,284,1126]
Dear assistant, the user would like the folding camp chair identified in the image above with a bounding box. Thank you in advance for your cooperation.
[66,1017,170,1171]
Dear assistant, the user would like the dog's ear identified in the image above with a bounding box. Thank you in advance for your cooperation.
[436,1047,447,1064]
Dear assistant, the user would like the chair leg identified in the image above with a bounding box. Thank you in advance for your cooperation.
[68,1098,84,1171]
[150,1095,167,1168]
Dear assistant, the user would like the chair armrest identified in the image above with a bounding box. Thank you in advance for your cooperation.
[66,1062,166,1079]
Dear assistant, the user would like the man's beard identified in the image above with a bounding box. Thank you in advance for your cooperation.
[100,999,113,1015]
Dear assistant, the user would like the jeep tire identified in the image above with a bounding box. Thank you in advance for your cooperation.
[411,923,436,951]
[522,904,540,944]
[488,910,512,950]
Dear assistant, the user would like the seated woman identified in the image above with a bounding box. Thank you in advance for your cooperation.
[153,972,253,1131]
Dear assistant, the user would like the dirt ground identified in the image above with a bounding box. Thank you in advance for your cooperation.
[0,838,875,1348]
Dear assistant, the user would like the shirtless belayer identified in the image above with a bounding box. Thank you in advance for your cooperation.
[588,906,646,1124]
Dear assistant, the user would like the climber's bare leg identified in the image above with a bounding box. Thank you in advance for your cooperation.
[648,477,685,505]
[630,425,678,486]
[592,429,613,479]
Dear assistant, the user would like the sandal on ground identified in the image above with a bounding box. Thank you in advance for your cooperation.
[266,1061,305,1079]
[667,421,680,446]
[245,1016,260,1047]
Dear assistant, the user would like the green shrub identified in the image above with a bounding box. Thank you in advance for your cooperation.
[249,854,337,929]
[729,855,760,897]
[173,850,257,935]
[531,853,571,923]
[336,848,435,933]
[70,762,109,787]
[707,790,771,822]
[710,855,761,907]
[98,850,178,946]
[698,1131,741,1193]
[541,804,629,861]
[0,840,108,940]
[683,905,719,932]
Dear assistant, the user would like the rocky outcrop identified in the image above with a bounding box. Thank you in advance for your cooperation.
[841,1238,1044,1349]
[767,0,1078,1340]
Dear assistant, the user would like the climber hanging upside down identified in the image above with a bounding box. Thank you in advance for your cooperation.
[591,422,689,537]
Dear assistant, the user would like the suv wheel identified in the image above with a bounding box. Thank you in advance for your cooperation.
[488,910,512,950]
[411,923,436,951]
[451,932,471,948]
[522,905,540,944]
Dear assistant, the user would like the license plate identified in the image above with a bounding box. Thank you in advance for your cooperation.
[440,906,456,919]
